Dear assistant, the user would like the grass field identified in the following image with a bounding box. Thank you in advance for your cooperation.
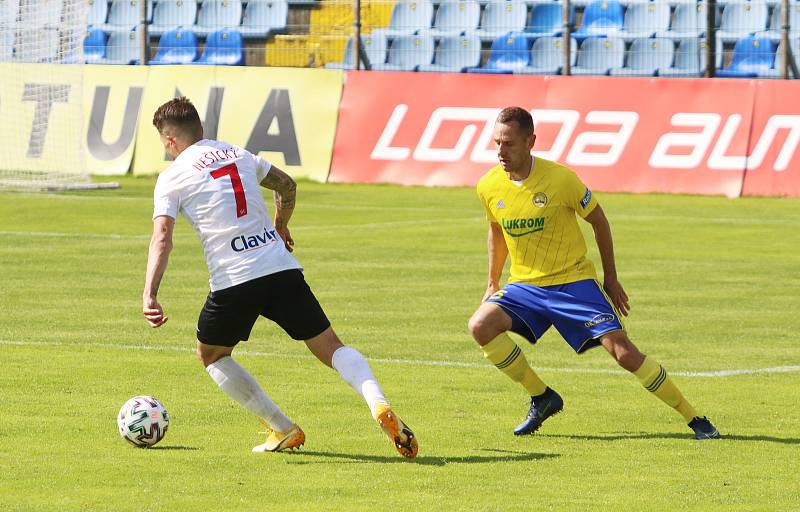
[1,176,799,511]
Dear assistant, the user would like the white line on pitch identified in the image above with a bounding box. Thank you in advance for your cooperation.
[2,339,798,378]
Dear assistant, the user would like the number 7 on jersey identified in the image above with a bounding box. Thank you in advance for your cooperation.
[211,163,248,218]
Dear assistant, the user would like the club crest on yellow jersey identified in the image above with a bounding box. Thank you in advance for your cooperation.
[533,192,548,208]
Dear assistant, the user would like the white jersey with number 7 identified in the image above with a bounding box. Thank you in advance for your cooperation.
[152,139,301,292]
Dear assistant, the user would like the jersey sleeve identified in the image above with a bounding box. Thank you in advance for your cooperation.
[253,153,272,183]
[152,176,179,220]
[476,180,497,223]
[566,170,597,218]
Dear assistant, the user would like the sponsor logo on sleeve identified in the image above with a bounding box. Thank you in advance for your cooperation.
[580,188,592,209]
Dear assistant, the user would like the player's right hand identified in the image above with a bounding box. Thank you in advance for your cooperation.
[143,298,169,328]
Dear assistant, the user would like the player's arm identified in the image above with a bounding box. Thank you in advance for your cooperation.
[260,164,297,252]
[483,221,509,302]
[142,215,175,328]
[584,204,630,316]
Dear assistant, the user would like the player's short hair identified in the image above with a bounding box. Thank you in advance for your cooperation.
[152,97,203,140]
[496,107,534,136]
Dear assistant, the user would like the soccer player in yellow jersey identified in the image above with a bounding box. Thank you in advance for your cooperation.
[468,107,719,440]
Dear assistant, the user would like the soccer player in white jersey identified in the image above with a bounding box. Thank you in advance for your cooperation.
[142,97,418,457]
[468,107,719,440]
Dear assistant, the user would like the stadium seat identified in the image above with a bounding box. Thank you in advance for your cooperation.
[325,32,388,69]
[417,33,482,71]
[0,0,17,27]
[657,37,722,76]
[101,27,140,64]
[84,27,108,63]
[149,0,198,36]
[88,0,109,27]
[151,27,198,64]
[757,37,800,77]
[18,0,62,29]
[571,36,625,74]
[524,2,575,39]
[239,0,289,39]
[656,1,711,39]
[716,35,775,76]
[761,2,800,41]
[372,0,434,38]
[516,35,577,75]
[100,0,153,33]
[194,0,243,37]
[15,27,59,62]
[474,0,529,42]
[717,0,769,43]
[372,33,435,70]
[610,36,674,76]
[466,32,530,73]
[618,1,671,41]
[196,28,244,64]
[425,0,481,38]
[573,0,625,43]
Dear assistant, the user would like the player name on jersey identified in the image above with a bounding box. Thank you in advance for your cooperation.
[192,148,240,171]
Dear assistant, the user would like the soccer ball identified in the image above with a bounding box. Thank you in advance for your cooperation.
[117,395,170,447]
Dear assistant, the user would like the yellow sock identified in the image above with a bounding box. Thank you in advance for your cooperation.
[634,356,698,422]
[482,333,547,396]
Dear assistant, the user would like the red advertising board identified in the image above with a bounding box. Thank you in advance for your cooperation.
[330,71,800,197]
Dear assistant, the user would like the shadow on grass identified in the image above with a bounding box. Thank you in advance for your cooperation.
[147,445,200,450]
[540,433,800,444]
[283,448,559,466]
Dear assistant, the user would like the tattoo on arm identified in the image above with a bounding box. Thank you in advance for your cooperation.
[261,167,297,217]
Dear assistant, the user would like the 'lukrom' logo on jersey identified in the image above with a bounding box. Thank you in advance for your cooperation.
[231,226,279,252]
[501,217,545,237]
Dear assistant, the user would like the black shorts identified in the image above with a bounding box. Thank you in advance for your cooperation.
[197,269,331,347]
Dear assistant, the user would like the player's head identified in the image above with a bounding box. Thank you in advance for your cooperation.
[153,97,204,159]
[494,107,536,174]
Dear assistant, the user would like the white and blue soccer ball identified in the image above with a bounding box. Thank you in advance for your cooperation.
[117,395,170,447]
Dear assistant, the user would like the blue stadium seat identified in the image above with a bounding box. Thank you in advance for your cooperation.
[656,1,711,39]
[657,37,722,76]
[716,35,775,76]
[151,27,198,64]
[239,0,289,39]
[100,0,153,33]
[103,27,140,64]
[196,28,244,64]
[373,0,434,38]
[516,35,577,75]
[325,32,388,69]
[425,0,481,38]
[475,0,529,42]
[372,33,435,70]
[417,33,482,71]
[88,0,109,27]
[717,1,769,43]
[84,27,107,63]
[571,36,625,74]
[618,1,671,41]
[466,32,530,73]
[525,3,575,39]
[573,0,625,43]
[149,0,198,36]
[194,0,243,37]
[610,36,674,76]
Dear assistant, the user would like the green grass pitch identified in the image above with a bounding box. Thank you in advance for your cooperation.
[1,176,798,511]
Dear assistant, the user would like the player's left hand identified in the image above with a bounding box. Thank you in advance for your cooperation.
[143,297,169,328]
[603,278,630,316]
[275,225,294,252]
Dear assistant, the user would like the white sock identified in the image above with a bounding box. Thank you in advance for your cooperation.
[331,346,389,417]
[206,356,294,432]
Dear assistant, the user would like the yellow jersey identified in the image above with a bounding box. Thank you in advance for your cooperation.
[476,157,599,287]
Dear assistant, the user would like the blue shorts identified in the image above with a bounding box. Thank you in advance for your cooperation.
[486,279,624,354]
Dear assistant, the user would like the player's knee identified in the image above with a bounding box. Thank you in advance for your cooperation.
[468,314,498,343]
